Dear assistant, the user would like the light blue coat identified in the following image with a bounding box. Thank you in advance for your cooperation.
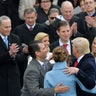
[44,61,96,96]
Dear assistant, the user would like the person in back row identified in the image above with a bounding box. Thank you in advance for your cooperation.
[13,7,46,88]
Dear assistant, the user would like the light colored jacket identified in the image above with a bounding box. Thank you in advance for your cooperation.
[18,0,35,20]
[44,61,96,96]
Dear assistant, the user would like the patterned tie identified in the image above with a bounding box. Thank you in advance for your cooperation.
[74,60,78,67]
[4,37,8,48]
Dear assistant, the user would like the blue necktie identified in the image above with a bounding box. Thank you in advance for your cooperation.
[4,37,8,48]
[42,63,46,70]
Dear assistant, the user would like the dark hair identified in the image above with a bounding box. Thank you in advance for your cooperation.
[38,0,53,3]
[56,21,70,31]
[28,40,42,59]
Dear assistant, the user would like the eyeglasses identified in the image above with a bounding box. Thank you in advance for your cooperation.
[50,17,56,20]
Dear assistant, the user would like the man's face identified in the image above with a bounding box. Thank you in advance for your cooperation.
[61,5,73,22]
[57,25,71,43]
[38,43,48,60]
[85,0,95,13]
[0,19,11,36]
[41,0,51,11]
[24,12,37,26]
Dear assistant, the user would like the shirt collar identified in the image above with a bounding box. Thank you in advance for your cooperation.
[37,59,44,66]
[59,39,70,46]
[87,10,96,17]
[26,23,36,29]
[77,55,84,63]
[0,33,7,40]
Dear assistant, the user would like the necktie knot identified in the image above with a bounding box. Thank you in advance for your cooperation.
[29,26,32,31]
[63,44,68,49]
[63,44,68,53]
[42,63,46,70]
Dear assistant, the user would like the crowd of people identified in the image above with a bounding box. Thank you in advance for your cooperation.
[0,0,96,96]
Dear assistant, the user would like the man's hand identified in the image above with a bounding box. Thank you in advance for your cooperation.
[71,22,77,36]
[9,43,19,58]
[64,67,79,75]
[54,83,69,93]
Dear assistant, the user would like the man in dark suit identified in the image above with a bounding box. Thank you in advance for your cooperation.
[21,40,69,96]
[64,37,96,96]
[50,21,75,66]
[0,16,26,96]
[78,0,96,47]
[13,8,46,87]
[50,21,72,53]
[51,1,82,40]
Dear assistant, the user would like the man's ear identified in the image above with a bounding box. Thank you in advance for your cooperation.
[56,30,59,35]
[35,51,39,57]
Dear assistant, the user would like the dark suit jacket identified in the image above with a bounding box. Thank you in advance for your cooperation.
[50,39,75,66]
[0,33,24,96]
[21,59,54,96]
[78,11,96,47]
[13,23,46,45]
[75,53,96,96]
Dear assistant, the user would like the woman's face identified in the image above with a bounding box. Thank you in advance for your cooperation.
[80,0,86,12]
[92,38,96,53]
[41,36,50,49]
[40,0,51,12]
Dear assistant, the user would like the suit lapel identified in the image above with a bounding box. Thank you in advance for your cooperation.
[0,36,8,50]
[32,59,46,77]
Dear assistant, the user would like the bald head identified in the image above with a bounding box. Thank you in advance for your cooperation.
[61,1,73,10]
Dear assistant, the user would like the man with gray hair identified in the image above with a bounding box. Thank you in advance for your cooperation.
[64,37,96,96]
[0,15,25,96]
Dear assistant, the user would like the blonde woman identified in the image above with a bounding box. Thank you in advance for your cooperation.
[28,32,55,64]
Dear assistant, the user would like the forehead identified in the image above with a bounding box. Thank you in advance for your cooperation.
[85,0,94,2]
[38,43,45,48]
[41,0,50,1]
[1,19,11,25]
[59,25,70,30]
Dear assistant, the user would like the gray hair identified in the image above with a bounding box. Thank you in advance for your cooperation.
[0,15,11,26]
[49,8,59,16]
[24,7,37,15]
[61,1,74,10]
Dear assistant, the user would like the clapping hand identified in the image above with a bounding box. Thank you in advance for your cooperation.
[9,43,20,58]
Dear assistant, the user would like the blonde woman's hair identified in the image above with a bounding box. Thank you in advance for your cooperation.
[34,32,49,41]
[52,46,68,62]
[72,37,90,55]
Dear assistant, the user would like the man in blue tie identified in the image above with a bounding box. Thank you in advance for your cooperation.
[0,15,26,96]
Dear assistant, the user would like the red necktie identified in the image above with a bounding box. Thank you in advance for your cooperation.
[63,44,68,53]
[74,0,77,7]
[74,61,78,67]
[29,26,32,31]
